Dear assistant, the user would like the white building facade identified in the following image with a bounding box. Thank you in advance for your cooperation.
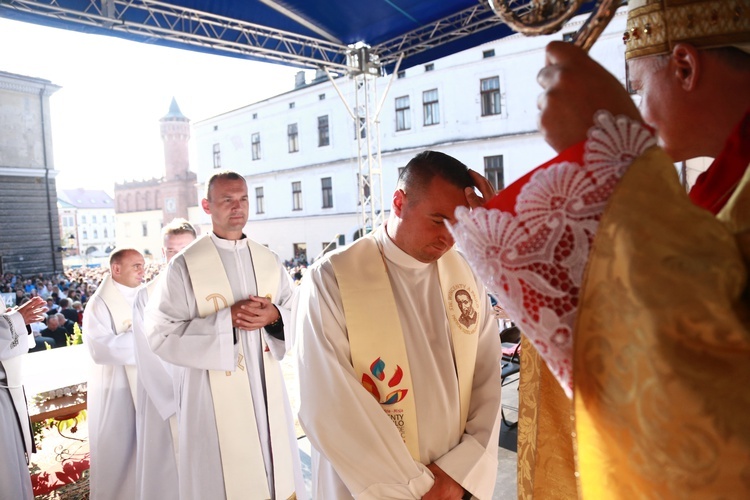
[58,188,117,261]
[192,11,640,262]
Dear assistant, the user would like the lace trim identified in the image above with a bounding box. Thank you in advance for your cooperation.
[449,111,655,397]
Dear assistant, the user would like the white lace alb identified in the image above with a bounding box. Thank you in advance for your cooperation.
[449,111,655,397]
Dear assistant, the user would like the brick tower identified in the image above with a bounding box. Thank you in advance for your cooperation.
[159,98,197,221]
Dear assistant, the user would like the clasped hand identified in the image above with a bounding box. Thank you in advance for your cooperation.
[230,296,280,331]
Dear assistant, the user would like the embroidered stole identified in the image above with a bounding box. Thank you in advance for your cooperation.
[183,235,295,500]
[330,234,480,462]
[98,275,138,405]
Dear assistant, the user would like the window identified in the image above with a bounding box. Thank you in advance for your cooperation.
[483,49,495,58]
[93,229,98,239]
[319,93,326,100]
[398,166,406,181]
[425,63,434,72]
[562,31,575,43]
[318,115,330,147]
[292,181,302,211]
[423,89,440,126]
[255,187,265,214]
[252,113,258,120]
[293,243,307,263]
[104,228,108,238]
[354,116,366,140]
[484,155,505,191]
[92,215,97,224]
[321,177,333,208]
[395,96,411,131]
[481,77,502,116]
[288,124,299,153]
[213,125,218,131]
[213,143,221,169]
[142,222,148,237]
[251,133,261,160]
[289,102,295,109]
[82,229,88,240]
[322,241,336,254]
[397,70,405,79]
[81,215,87,224]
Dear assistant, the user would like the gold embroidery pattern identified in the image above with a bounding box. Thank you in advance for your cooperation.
[518,337,579,499]
[574,151,750,497]
[517,336,540,499]
[625,0,750,60]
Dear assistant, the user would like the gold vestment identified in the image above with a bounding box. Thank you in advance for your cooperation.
[519,149,750,498]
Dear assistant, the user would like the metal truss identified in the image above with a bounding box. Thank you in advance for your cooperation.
[351,71,385,238]
[2,0,515,236]
[372,2,508,67]
[0,0,352,71]
[2,0,513,74]
[324,47,396,239]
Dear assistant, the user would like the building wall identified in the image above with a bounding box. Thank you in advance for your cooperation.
[76,207,117,255]
[115,210,165,262]
[191,11,631,262]
[0,71,63,275]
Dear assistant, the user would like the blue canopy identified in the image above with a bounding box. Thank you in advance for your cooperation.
[0,0,597,73]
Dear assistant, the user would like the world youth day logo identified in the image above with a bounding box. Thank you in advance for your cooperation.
[361,357,408,405]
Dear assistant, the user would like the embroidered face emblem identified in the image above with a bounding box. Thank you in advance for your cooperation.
[448,285,479,334]
[361,357,408,405]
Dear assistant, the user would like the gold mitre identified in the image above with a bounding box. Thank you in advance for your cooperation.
[624,0,750,60]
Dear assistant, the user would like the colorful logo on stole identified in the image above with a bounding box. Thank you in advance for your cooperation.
[361,357,408,405]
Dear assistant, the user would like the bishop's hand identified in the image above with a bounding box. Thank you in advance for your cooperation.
[537,41,642,153]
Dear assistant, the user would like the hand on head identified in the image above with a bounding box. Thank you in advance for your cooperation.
[537,41,643,153]
[464,169,496,208]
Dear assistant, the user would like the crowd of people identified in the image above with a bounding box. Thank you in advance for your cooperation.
[2,0,748,498]
[1,258,308,352]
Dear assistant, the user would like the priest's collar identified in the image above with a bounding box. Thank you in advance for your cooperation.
[378,225,431,271]
[210,231,248,249]
[112,278,140,298]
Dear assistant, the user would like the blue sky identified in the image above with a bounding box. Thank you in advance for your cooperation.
[0,17,305,194]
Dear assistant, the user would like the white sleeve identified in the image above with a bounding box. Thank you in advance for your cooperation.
[83,295,136,366]
[144,256,234,371]
[262,254,296,360]
[433,285,502,500]
[0,310,29,360]
[133,285,176,421]
[294,261,434,499]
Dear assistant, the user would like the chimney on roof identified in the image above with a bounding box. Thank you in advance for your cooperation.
[294,71,306,89]
[313,68,327,82]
